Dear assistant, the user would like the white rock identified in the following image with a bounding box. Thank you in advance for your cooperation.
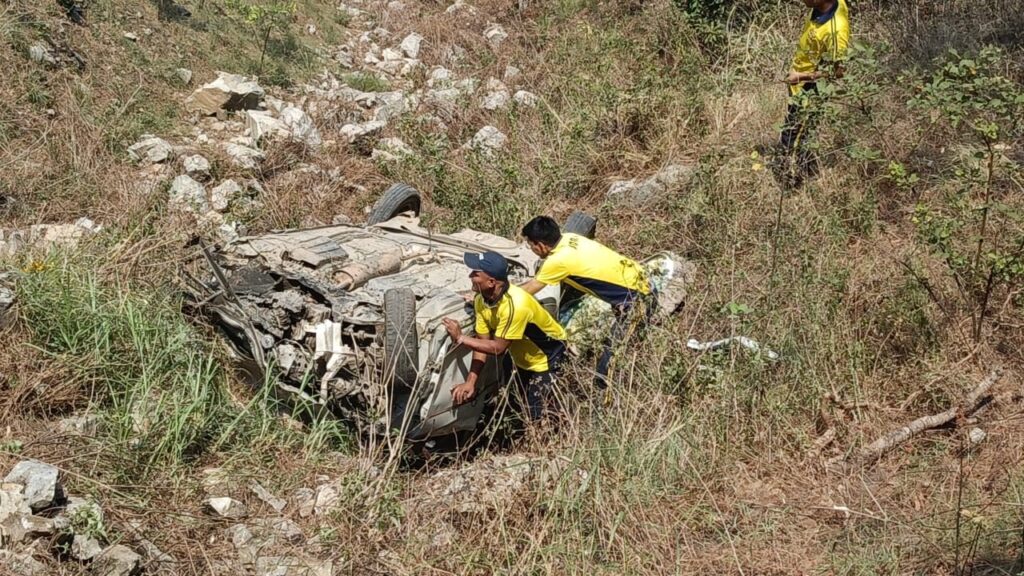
[381,48,403,62]
[291,488,315,518]
[57,414,103,436]
[280,106,322,148]
[28,43,57,65]
[606,163,695,204]
[0,482,31,525]
[256,556,332,576]
[217,221,241,245]
[427,67,452,88]
[969,427,986,445]
[425,88,461,118]
[257,517,303,544]
[464,125,507,155]
[210,179,243,212]
[249,482,287,513]
[455,78,479,95]
[246,110,287,144]
[123,32,138,41]
[207,497,248,519]
[168,175,209,213]
[183,154,211,179]
[387,0,405,11]
[371,138,414,162]
[175,68,193,85]
[70,534,103,561]
[186,72,266,115]
[373,92,412,122]
[127,135,173,164]
[0,549,46,576]
[484,24,508,47]
[340,120,386,147]
[442,44,467,66]
[503,65,521,81]
[445,0,476,15]
[513,90,538,107]
[91,544,141,576]
[480,79,510,110]
[399,33,423,59]
[313,484,339,516]
[4,461,60,512]
[223,143,265,170]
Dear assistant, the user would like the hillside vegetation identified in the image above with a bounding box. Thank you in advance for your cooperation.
[1,0,1023,574]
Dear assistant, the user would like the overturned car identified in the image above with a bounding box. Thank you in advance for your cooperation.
[182,184,693,441]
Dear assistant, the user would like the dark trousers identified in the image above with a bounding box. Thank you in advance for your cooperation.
[778,84,822,183]
[510,366,556,422]
[594,289,657,389]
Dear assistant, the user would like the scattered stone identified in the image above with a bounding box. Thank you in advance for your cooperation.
[480,79,510,110]
[371,137,414,162]
[246,110,288,143]
[206,497,247,519]
[210,179,243,212]
[503,65,521,81]
[464,126,507,155]
[340,120,386,151]
[249,482,286,513]
[168,175,209,214]
[455,78,479,95]
[200,468,230,495]
[969,427,986,445]
[0,220,101,257]
[64,496,104,530]
[606,163,694,204]
[0,286,15,330]
[71,534,103,561]
[0,483,31,535]
[372,92,413,123]
[416,454,532,514]
[442,44,466,66]
[424,88,461,118]
[57,414,104,437]
[0,549,47,576]
[223,142,265,170]
[513,90,538,107]
[122,32,138,41]
[255,556,332,576]
[399,33,423,59]
[186,72,266,116]
[484,23,508,47]
[312,484,339,516]
[386,0,405,11]
[427,67,452,88]
[256,517,303,544]
[28,43,57,66]
[280,106,322,148]
[90,544,141,576]
[331,214,352,225]
[445,0,476,15]
[175,68,193,85]
[290,488,315,518]
[137,539,177,567]
[4,461,60,513]
[183,154,211,180]
[127,135,173,164]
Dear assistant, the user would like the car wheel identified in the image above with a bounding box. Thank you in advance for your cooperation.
[367,183,422,225]
[564,211,596,239]
[384,287,419,389]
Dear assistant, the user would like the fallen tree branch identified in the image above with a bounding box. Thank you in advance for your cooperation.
[853,369,1002,465]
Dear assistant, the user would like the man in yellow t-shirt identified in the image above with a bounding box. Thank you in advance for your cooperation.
[442,251,566,422]
[777,0,850,186]
[519,216,655,389]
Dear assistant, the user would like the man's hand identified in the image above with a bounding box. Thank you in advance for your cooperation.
[442,317,463,343]
[451,381,476,405]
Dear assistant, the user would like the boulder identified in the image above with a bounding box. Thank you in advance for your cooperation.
[206,497,247,519]
[513,90,538,107]
[606,163,695,204]
[127,135,173,164]
[168,175,209,214]
[463,126,507,155]
[71,534,103,561]
[183,154,211,180]
[210,180,243,212]
[399,33,423,59]
[280,106,322,148]
[223,143,265,170]
[186,72,265,115]
[480,79,510,111]
[484,23,508,47]
[90,544,141,576]
[4,461,60,512]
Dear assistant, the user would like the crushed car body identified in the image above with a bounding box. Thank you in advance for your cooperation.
[182,184,694,441]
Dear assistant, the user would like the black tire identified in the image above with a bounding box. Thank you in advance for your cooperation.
[367,183,421,225]
[564,211,597,239]
[384,288,419,389]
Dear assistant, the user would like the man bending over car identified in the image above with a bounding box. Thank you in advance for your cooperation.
[519,216,656,389]
[442,251,567,422]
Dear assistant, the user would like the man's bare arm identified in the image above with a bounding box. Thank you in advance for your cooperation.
[520,278,546,295]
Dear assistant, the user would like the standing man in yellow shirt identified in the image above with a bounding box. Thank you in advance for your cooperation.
[519,216,655,389]
[442,251,567,422]
[777,0,851,186]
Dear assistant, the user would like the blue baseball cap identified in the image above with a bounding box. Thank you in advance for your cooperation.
[463,251,509,281]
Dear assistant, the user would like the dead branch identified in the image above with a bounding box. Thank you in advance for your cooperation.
[853,369,1002,465]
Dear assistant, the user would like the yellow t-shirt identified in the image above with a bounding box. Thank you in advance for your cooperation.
[474,284,566,373]
[790,0,851,96]
[535,233,649,306]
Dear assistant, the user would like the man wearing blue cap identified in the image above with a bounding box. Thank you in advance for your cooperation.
[441,251,567,422]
